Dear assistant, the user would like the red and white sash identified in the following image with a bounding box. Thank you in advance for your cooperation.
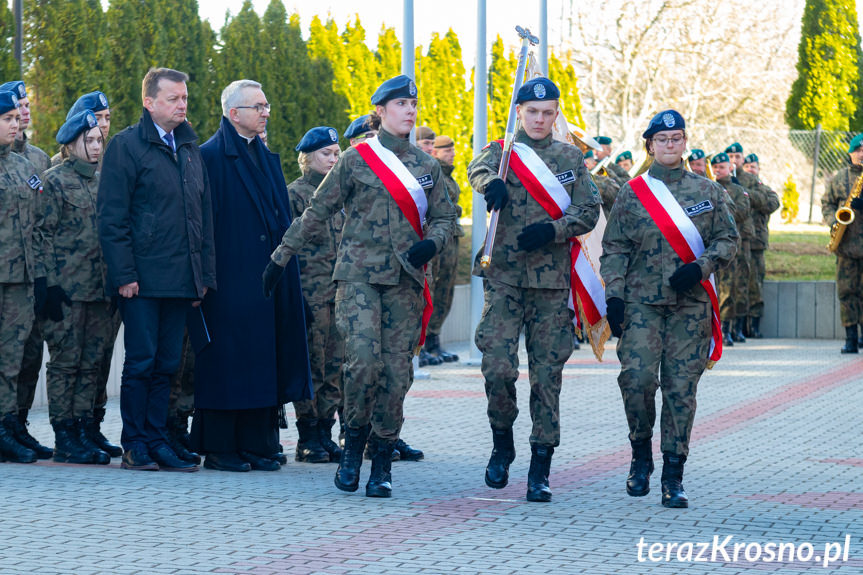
[629,174,722,365]
[355,136,433,350]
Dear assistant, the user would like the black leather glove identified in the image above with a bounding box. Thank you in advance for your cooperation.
[407,239,437,268]
[606,297,625,337]
[262,260,285,299]
[850,196,863,211]
[517,222,555,251]
[303,298,314,326]
[45,285,71,322]
[484,178,509,212]
[669,262,703,292]
[34,277,48,316]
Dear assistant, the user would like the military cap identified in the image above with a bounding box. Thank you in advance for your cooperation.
[56,110,98,145]
[295,126,340,153]
[596,136,613,145]
[0,81,27,100]
[67,91,110,120]
[0,90,20,115]
[710,152,730,165]
[848,134,863,153]
[371,75,418,106]
[344,114,372,140]
[615,150,632,163]
[416,126,435,141]
[434,135,454,149]
[725,142,743,154]
[642,109,685,138]
[516,77,560,104]
[743,153,759,164]
[688,149,706,161]
[584,149,594,159]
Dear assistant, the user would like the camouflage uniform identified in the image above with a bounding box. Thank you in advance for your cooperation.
[12,134,50,174]
[605,161,631,188]
[600,162,738,456]
[288,169,345,423]
[595,173,621,218]
[745,174,780,319]
[271,128,456,441]
[822,164,863,326]
[469,129,600,447]
[170,332,195,421]
[716,175,753,321]
[427,160,463,337]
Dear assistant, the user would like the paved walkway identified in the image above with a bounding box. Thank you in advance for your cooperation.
[1,339,861,574]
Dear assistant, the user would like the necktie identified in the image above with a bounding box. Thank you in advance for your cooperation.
[163,132,174,151]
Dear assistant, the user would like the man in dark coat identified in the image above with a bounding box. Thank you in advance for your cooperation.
[193,79,312,472]
[98,68,216,472]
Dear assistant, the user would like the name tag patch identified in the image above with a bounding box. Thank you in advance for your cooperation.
[685,200,713,217]
[27,175,42,191]
[417,174,434,189]
[555,170,576,185]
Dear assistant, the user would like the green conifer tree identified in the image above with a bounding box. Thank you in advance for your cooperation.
[548,51,584,128]
[375,26,401,81]
[0,0,20,80]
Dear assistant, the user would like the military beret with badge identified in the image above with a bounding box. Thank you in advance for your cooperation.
[371,75,418,106]
[615,150,632,162]
[724,142,743,154]
[595,136,613,145]
[0,80,27,100]
[847,133,863,153]
[710,152,730,165]
[642,109,685,138]
[67,91,109,120]
[743,153,759,165]
[0,90,20,115]
[688,149,706,161]
[515,77,560,104]
[295,126,340,153]
[56,110,99,145]
[344,114,372,140]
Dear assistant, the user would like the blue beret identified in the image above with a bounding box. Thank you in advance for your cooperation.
[689,149,706,161]
[371,75,417,106]
[615,151,632,162]
[725,142,743,154]
[67,91,109,120]
[744,153,759,164]
[642,109,685,138]
[595,136,613,145]
[0,81,27,100]
[344,115,372,139]
[848,134,863,153]
[584,149,594,159]
[0,91,20,115]
[710,152,730,165]
[56,110,99,145]
[516,77,560,104]
[295,126,340,153]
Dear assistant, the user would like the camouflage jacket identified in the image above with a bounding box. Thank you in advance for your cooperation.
[12,133,50,174]
[823,164,863,259]
[468,129,601,289]
[439,161,464,237]
[272,128,456,287]
[601,161,739,305]
[717,175,755,240]
[0,144,42,283]
[287,169,344,303]
[605,161,631,187]
[595,173,621,218]
[33,157,107,301]
[746,177,780,250]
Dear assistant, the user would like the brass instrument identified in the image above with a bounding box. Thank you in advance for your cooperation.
[827,170,863,252]
[629,154,653,178]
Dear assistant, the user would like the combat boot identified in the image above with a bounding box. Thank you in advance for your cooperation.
[749,316,763,339]
[418,348,443,367]
[485,427,515,489]
[295,418,329,463]
[841,325,859,354]
[425,334,458,363]
[660,452,689,508]
[335,425,370,492]
[0,414,37,463]
[395,438,423,461]
[721,321,734,347]
[526,445,554,502]
[858,324,863,348]
[87,408,122,457]
[365,436,394,498]
[168,412,193,451]
[626,438,654,496]
[75,418,110,464]
[318,418,342,462]
[365,432,400,461]
[732,317,747,343]
[14,409,53,459]
[52,419,93,464]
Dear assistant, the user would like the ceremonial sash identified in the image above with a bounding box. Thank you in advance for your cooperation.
[629,174,722,365]
[355,137,433,350]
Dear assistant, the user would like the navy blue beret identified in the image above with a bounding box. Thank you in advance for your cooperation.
[615,151,632,162]
[344,114,373,139]
[516,77,560,104]
[689,149,705,161]
[710,152,730,165]
[642,109,685,138]
[67,91,109,120]
[56,110,99,145]
[0,81,27,100]
[744,153,759,164]
[725,142,743,154]
[295,126,340,153]
[595,136,612,145]
[0,91,19,115]
[371,75,417,106]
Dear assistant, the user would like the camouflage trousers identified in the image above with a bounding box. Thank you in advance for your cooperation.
[170,331,195,418]
[294,299,343,422]
[748,249,766,318]
[0,284,34,417]
[41,301,116,424]
[616,300,711,457]
[335,274,423,441]
[16,319,43,412]
[836,255,863,326]
[428,237,459,336]
[475,280,573,447]
[719,238,750,320]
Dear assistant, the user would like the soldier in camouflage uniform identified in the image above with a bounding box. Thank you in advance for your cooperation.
[712,153,753,345]
[0,90,45,463]
[595,135,631,187]
[469,78,600,503]
[822,134,863,353]
[51,91,111,167]
[615,150,633,172]
[164,332,198,463]
[263,75,456,498]
[601,110,738,508]
[687,149,707,177]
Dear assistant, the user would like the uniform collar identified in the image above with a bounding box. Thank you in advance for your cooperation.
[11,133,27,153]
[68,156,98,179]
[303,169,325,187]
[377,127,410,155]
[716,175,732,185]
[648,160,685,183]
[439,160,454,176]
[0,143,10,159]
[515,128,553,149]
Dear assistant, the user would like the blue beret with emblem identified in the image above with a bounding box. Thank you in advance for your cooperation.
[296,126,340,153]
[371,75,418,106]
[56,110,99,145]
[743,153,759,164]
[516,77,560,104]
[725,142,743,154]
[596,136,613,145]
[848,134,863,153]
[642,109,685,138]
[67,91,110,120]
[689,149,705,161]
[344,114,372,139]
[0,81,27,100]
[0,90,20,115]
[710,152,730,165]
[615,150,632,162]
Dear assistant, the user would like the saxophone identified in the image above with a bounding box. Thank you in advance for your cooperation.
[827,169,863,252]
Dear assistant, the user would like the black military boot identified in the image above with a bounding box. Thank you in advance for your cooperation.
[841,325,859,354]
[732,317,747,343]
[749,316,763,339]
[626,438,654,496]
[418,348,443,367]
[721,321,734,347]
[295,418,329,463]
[660,452,689,508]
[75,418,111,464]
[334,425,370,492]
[425,334,459,363]
[365,437,394,498]
[169,412,193,451]
[365,432,400,461]
[318,418,342,462]
[87,408,122,457]
[14,409,53,459]
[858,324,863,348]
[485,428,515,489]
[0,414,37,463]
[526,445,554,502]
[395,438,424,461]
[52,419,93,464]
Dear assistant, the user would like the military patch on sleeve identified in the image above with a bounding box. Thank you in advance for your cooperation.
[555,170,576,185]
[684,200,713,217]
[27,175,42,191]
[417,174,434,189]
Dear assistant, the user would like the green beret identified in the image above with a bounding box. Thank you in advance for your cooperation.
[688,149,705,161]
[848,134,863,153]
[595,136,612,145]
[744,153,759,164]
[724,142,743,154]
[615,151,632,163]
[711,152,730,165]
[584,150,594,159]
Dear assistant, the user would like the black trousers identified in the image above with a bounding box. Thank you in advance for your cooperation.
[190,406,280,456]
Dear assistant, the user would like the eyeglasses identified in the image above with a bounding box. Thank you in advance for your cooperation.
[235,103,271,114]
[653,135,685,146]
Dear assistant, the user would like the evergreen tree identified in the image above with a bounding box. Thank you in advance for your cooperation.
[548,51,584,128]
[487,35,517,139]
[102,0,148,132]
[215,1,263,94]
[341,17,379,118]
[375,26,401,81]
[0,0,20,80]
[308,15,350,114]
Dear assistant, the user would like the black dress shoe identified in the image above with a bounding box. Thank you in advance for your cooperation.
[240,450,281,471]
[204,452,251,472]
[150,445,199,472]
[121,447,159,471]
